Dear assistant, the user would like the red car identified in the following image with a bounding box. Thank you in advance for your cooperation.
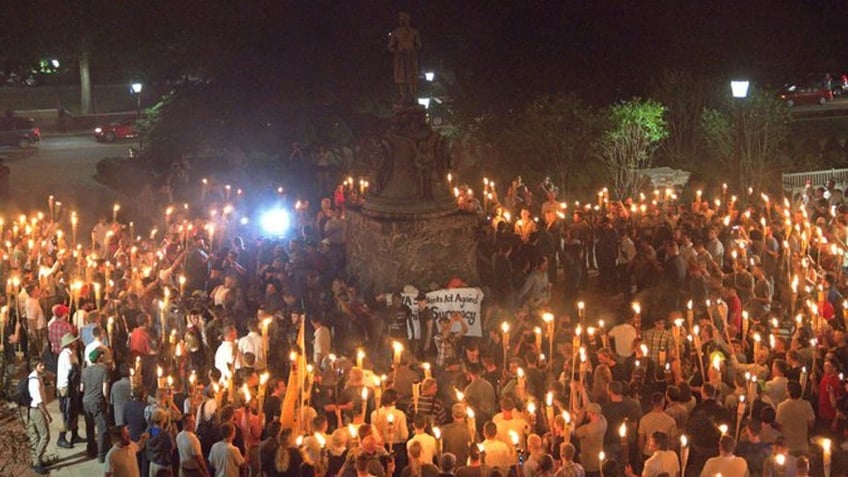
[93,120,138,142]
[779,82,833,107]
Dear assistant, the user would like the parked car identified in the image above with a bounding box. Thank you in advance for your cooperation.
[0,116,40,148]
[93,120,138,142]
[826,73,848,96]
[779,80,833,107]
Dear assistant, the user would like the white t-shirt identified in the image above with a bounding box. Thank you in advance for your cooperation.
[104,442,140,477]
[177,430,203,469]
[700,455,749,477]
[481,439,512,471]
[57,348,75,389]
[215,341,236,378]
[407,432,437,465]
[237,332,265,370]
[608,323,637,357]
[642,449,680,477]
[84,338,105,366]
[313,326,331,362]
[209,440,245,477]
[28,371,45,408]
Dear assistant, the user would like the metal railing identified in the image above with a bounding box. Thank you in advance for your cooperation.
[782,168,848,193]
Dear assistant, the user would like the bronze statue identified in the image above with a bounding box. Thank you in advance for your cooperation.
[388,12,422,104]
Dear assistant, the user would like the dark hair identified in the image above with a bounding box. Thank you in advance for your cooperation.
[652,432,669,450]
[483,421,497,438]
[787,380,802,399]
[719,435,735,453]
[413,413,427,429]
[538,454,555,473]
[666,385,680,402]
[220,422,235,439]
[439,453,457,472]
[650,392,665,407]
[109,425,126,443]
[382,389,398,406]
[468,443,481,462]
[609,381,624,396]
[760,407,776,424]
[747,419,762,435]
[773,359,788,376]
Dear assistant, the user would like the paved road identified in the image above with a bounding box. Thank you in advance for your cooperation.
[0,135,130,232]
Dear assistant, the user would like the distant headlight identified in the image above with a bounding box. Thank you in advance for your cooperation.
[94,127,102,133]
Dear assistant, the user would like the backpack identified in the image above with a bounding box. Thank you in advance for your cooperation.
[196,400,218,456]
[145,427,174,466]
[14,376,35,407]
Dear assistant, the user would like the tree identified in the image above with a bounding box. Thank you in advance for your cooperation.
[595,98,668,199]
[649,70,716,167]
[498,94,603,194]
[700,89,791,191]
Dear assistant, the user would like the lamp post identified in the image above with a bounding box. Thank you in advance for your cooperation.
[730,80,749,192]
[131,82,143,119]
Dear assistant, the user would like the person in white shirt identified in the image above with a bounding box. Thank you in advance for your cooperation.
[407,414,437,465]
[607,319,637,358]
[84,326,107,366]
[236,320,265,370]
[177,414,211,477]
[56,333,82,449]
[492,396,530,458]
[27,360,52,475]
[371,389,409,446]
[700,435,749,477]
[208,422,245,477]
[104,425,149,477]
[24,285,46,355]
[638,393,678,459]
[312,316,331,365]
[626,431,680,477]
[214,326,237,380]
[480,421,512,472]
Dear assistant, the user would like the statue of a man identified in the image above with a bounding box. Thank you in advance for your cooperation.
[388,12,422,104]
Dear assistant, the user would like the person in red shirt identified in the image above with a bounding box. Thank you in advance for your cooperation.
[47,304,75,355]
[129,313,154,357]
[818,358,843,431]
[723,285,743,339]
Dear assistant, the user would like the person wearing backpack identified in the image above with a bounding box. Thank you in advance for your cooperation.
[146,408,176,476]
[23,358,52,475]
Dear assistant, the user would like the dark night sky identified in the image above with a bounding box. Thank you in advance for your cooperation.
[4,1,848,106]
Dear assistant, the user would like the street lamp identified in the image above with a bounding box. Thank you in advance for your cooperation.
[51,59,60,69]
[730,79,749,192]
[730,80,750,99]
[424,71,435,82]
[417,97,431,109]
[130,82,143,119]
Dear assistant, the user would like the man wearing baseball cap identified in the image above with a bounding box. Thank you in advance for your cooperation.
[56,332,83,448]
[48,304,75,357]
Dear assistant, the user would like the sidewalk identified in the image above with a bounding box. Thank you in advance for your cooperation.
[30,398,103,477]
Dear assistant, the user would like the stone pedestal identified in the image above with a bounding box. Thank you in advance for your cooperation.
[345,209,478,294]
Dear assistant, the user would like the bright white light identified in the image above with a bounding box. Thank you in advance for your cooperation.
[131,82,143,94]
[418,97,431,109]
[259,209,290,236]
[240,217,249,225]
[730,80,749,98]
[51,59,60,68]
[424,71,435,82]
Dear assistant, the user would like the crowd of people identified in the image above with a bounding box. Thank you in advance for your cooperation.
[5,174,848,477]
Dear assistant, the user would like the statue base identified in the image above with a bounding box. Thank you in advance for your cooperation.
[345,208,479,294]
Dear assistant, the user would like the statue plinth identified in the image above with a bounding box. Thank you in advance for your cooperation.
[361,104,455,218]
[345,208,479,294]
